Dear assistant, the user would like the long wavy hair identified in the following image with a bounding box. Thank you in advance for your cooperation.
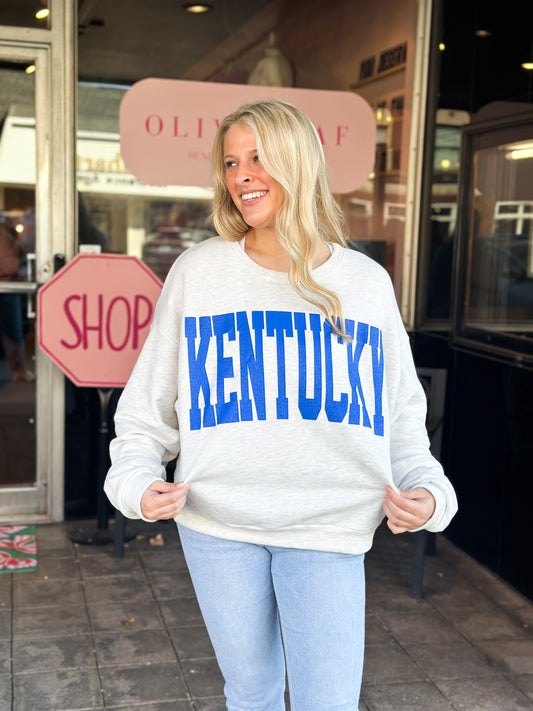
[211,98,347,337]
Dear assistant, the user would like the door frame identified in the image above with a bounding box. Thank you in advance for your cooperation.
[0,0,77,522]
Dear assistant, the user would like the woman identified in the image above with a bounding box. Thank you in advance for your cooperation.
[105,98,457,710]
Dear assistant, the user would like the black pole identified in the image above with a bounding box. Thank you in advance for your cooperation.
[96,387,113,530]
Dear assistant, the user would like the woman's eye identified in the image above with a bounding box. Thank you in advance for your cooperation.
[224,160,236,169]
[253,155,260,163]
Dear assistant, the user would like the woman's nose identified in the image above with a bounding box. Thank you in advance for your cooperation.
[235,164,252,184]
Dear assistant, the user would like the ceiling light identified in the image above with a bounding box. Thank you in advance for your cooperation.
[35,8,49,20]
[438,42,445,51]
[25,64,36,74]
[522,62,533,70]
[475,29,492,38]
[508,148,533,160]
[183,3,212,12]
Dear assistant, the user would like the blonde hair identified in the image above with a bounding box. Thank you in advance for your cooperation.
[212,98,347,337]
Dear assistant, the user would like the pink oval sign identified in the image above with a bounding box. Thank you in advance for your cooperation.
[119,79,375,194]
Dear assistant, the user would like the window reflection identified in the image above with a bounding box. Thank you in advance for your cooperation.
[465,145,533,329]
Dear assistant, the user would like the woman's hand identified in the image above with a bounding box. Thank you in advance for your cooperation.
[383,486,436,534]
[140,480,190,521]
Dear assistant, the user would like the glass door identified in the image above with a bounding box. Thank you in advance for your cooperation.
[0,46,51,518]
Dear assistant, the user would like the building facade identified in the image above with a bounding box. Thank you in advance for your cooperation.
[0,0,531,598]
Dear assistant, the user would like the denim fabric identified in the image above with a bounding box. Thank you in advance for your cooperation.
[177,524,365,711]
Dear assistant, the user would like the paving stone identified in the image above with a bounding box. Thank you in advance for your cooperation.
[477,638,533,675]
[13,603,90,637]
[435,676,533,710]
[366,588,432,614]
[78,551,145,578]
[18,556,80,581]
[107,703,193,711]
[0,577,10,603]
[365,614,394,645]
[139,549,189,574]
[150,571,196,599]
[35,527,75,557]
[479,578,532,610]
[93,628,177,666]
[363,641,426,685]
[12,633,95,673]
[100,662,188,706]
[0,610,11,640]
[510,674,533,701]
[13,578,85,608]
[0,642,10,675]
[448,606,531,641]
[87,598,164,632]
[362,680,456,711]
[426,579,497,613]
[194,698,227,711]
[83,575,153,604]
[404,641,501,680]
[182,657,225,697]
[12,668,103,710]
[158,596,204,627]
[0,675,11,711]
[379,608,465,645]
[169,624,215,659]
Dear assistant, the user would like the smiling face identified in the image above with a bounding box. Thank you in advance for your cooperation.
[223,122,284,235]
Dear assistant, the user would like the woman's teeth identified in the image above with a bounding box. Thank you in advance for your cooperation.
[242,191,266,201]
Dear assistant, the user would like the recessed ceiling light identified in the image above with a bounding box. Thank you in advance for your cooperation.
[522,62,533,70]
[183,3,213,13]
[25,64,36,74]
[35,8,50,20]
[475,29,492,38]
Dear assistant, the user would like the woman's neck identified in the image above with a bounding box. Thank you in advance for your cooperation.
[244,228,330,272]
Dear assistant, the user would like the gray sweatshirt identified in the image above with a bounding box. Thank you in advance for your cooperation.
[104,237,457,554]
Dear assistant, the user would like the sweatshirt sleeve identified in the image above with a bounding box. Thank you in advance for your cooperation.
[104,320,181,521]
[388,310,458,533]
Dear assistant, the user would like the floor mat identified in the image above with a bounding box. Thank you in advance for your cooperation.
[0,525,37,572]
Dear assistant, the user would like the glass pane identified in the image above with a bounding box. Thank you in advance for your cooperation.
[77,2,419,296]
[464,140,533,334]
[0,0,50,29]
[0,61,37,487]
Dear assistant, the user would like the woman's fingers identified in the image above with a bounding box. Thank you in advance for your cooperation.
[383,486,436,534]
[141,481,190,520]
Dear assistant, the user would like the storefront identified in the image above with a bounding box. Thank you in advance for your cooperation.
[0,0,531,597]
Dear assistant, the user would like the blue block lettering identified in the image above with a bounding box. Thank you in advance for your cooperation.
[212,313,239,424]
[345,320,371,428]
[185,316,216,430]
[294,312,322,420]
[369,326,384,436]
[266,311,293,419]
[236,311,266,421]
[323,319,348,422]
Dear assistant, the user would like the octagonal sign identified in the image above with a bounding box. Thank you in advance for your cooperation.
[38,254,162,387]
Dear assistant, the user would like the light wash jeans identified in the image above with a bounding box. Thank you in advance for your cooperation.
[177,524,365,711]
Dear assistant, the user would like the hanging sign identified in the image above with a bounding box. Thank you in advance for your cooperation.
[38,254,162,388]
[119,78,376,194]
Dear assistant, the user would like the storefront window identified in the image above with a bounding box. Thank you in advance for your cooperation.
[0,1,50,29]
[76,0,422,294]
[0,60,38,488]
[418,0,532,328]
[453,110,533,364]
